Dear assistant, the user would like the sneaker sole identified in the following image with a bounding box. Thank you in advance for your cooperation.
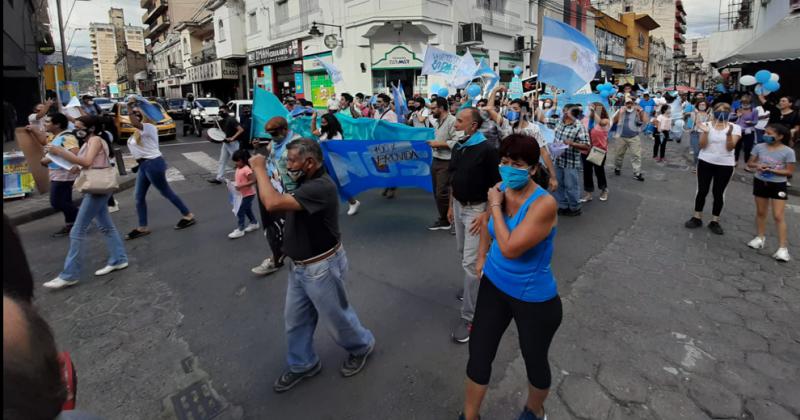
[453,335,470,344]
[43,281,79,289]
[273,363,322,393]
[341,345,374,378]
[95,263,129,276]
[252,266,281,276]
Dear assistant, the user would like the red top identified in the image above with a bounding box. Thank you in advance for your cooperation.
[589,125,609,151]
[235,166,256,197]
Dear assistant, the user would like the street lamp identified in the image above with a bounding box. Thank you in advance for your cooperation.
[673,53,686,88]
[308,21,343,47]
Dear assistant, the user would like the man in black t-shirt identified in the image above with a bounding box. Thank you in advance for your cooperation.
[250,139,375,393]
[208,104,244,184]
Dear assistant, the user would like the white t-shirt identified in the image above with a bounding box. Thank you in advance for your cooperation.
[656,114,672,131]
[127,123,162,159]
[755,106,770,130]
[319,132,343,141]
[698,122,742,167]
[498,119,545,147]
[374,109,398,123]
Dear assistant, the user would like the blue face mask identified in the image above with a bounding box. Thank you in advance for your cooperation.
[714,111,730,121]
[762,135,776,144]
[499,165,531,190]
[505,111,520,122]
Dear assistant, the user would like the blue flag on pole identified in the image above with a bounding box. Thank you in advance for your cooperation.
[392,81,409,124]
[538,17,599,94]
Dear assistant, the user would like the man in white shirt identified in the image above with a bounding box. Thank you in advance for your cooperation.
[372,94,397,123]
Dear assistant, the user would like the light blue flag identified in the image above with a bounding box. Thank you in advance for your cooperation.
[392,81,409,124]
[321,140,433,200]
[251,86,289,138]
[421,46,459,78]
[538,17,599,94]
[474,58,499,96]
[127,95,165,121]
[315,58,343,84]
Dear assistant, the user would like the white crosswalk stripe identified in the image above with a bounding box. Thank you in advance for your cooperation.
[182,151,219,173]
[165,167,185,182]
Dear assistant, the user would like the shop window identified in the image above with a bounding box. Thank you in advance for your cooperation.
[218,19,226,41]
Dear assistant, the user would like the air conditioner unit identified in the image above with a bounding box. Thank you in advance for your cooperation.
[514,36,525,52]
[459,23,483,46]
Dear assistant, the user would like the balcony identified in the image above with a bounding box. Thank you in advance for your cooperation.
[142,0,167,25]
[190,44,217,66]
[141,0,153,9]
[145,15,170,40]
[674,33,686,44]
[675,11,686,24]
[675,21,686,34]
[676,0,685,13]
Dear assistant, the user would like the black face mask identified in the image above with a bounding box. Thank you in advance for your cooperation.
[570,108,582,119]
[219,111,228,118]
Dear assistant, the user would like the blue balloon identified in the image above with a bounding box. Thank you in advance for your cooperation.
[754,85,765,95]
[763,80,780,92]
[599,90,611,98]
[438,87,450,97]
[513,66,523,76]
[429,84,441,96]
[466,83,481,98]
[755,70,771,84]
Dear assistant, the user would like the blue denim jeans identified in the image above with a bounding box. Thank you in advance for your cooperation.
[217,142,239,181]
[60,193,128,281]
[135,156,191,227]
[284,247,374,373]
[690,131,701,165]
[236,195,257,229]
[554,166,581,211]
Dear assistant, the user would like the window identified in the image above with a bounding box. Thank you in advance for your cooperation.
[249,10,258,34]
[218,19,226,41]
[624,5,632,12]
[638,33,645,48]
[275,0,289,22]
[182,38,188,55]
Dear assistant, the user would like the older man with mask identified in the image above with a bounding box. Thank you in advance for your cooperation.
[249,139,375,392]
[250,117,302,277]
[612,98,646,181]
[448,108,501,343]
[547,104,591,216]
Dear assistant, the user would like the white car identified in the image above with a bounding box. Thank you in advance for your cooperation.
[194,98,224,125]
[226,100,253,123]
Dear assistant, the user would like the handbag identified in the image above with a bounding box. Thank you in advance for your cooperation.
[586,146,607,166]
[74,142,119,194]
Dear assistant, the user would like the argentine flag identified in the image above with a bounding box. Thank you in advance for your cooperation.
[538,17,599,95]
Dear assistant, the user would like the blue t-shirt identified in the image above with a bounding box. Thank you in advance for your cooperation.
[484,185,557,302]
[639,99,656,116]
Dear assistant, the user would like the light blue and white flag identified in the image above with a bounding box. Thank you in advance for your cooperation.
[421,46,460,78]
[391,81,409,124]
[315,58,343,84]
[450,50,479,88]
[474,58,499,97]
[538,17,599,95]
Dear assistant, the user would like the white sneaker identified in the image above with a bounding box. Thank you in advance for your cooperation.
[43,277,79,289]
[747,236,765,250]
[773,248,791,262]
[347,200,361,216]
[94,262,129,276]
[251,258,281,275]
[228,229,245,239]
[244,223,260,232]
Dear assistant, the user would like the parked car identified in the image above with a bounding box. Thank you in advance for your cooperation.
[93,97,115,114]
[166,98,185,120]
[110,101,176,143]
[194,98,223,125]
[226,100,253,123]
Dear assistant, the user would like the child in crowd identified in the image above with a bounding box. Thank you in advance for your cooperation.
[746,124,796,262]
[653,104,672,162]
[228,149,259,239]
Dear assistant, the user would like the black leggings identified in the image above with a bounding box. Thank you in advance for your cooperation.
[694,160,735,217]
[581,153,607,192]
[734,131,755,164]
[467,277,562,389]
[653,130,668,159]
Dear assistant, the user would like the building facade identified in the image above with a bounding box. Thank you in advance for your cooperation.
[648,36,671,90]
[594,0,687,55]
[707,0,794,64]
[593,9,628,80]
[89,16,145,95]
[115,49,148,95]
[619,13,659,86]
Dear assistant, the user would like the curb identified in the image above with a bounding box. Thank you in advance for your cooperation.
[8,177,137,226]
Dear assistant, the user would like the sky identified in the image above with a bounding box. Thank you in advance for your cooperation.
[50,0,724,58]
[47,0,146,58]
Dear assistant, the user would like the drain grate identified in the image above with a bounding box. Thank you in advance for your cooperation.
[171,381,224,420]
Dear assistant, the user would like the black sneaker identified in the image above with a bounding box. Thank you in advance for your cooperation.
[557,208,568,215]
[684,217,703,229]
[273,361,322,393]
[207,178,222,184]
[452,319,472,343]
[51,224,73,238]
[428,220,452,231]
[341,344,374,377]
[562,208,582,217]
[175,217,196,230]
[708,221,724,235]
[633,173,645,182]
[614,168,621,176]
[125,228,150,240]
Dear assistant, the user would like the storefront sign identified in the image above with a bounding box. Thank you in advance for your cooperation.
[248,40,301,67]
[294,73,304,94]
[310,73,334,109]
[184,60,239,84]
[303,52,333,72]
[372,46,423,70]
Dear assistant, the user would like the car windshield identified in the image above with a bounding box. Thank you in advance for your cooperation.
[196,99,222,108]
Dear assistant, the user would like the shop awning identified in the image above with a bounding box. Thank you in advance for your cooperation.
[714,13,800,68]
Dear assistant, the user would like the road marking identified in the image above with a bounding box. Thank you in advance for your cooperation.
[166,167,185,182]
[159,140,210,148]
[182,151,219,173]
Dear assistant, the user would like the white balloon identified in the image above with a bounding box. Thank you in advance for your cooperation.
[770,73,780,82]
[739,75,757,86]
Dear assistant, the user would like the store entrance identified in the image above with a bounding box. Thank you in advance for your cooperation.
[274,64,296,99]
[372,69,417,97]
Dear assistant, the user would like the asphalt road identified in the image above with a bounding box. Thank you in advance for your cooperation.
[17,133,799,420]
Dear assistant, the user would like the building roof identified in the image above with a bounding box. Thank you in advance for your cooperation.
[715,13,800,67]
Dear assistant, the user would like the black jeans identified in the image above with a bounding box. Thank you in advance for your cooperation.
[581,153,607,192]
[653,130,668,159]
[694,160,735,217]
[734,131,755,164]
[49,180,78,225]
[257,193,285,264]
[467,277,562,389]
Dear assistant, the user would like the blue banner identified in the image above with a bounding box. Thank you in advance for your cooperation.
[321,140,433,200]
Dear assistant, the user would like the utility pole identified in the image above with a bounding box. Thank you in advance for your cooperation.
[56,0,70,81]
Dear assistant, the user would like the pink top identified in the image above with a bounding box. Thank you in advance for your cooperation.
[589,125,609,151]
[235,166,256,197]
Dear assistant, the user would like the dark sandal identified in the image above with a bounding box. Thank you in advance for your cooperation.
[175,218,196,230]
[125,229,150,240]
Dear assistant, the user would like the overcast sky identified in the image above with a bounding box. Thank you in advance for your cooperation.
[51,0,723,58]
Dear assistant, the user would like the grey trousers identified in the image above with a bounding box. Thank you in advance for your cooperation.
[453,200,486,322]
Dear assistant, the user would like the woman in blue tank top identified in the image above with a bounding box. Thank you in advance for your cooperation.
[459,134,562,420]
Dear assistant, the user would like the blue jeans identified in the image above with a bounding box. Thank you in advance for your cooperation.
[284,247,374,373]
[60,193,127,281]
[690,131,701,165]
[236,195,257,229]
[135,156,191,227]
[554,166,581,211]
[217,142,239,181]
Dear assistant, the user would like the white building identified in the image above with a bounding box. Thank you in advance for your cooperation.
[706,0,794,64]
[234,0,538,105]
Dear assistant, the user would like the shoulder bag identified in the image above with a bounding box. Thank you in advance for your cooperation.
[74,141,119,195]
